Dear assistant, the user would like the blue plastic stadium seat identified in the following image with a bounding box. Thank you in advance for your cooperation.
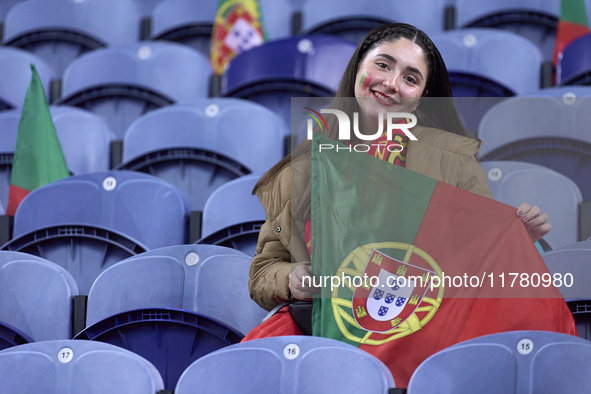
[176,336,396,394]
[528,86,591,98]
[478,95,591,200]
[0,107,115,209]
[0,340,164,393]
[77,308,242,390]
[3,0,144,76]
[1,171,189,293]
[543,240,591,340]
[58,42,212,138]
[0,251,78,341]
[118,99,285,211]
[79,245,261,389]
[432,29,542,131]
[0,0,20,23]
[151,0,292,57]
[197,174,265,256]
[0,110,20,209]
[455,0,562,61]
[408,330,591,393]
[150,0,217,56]
[557,33,591,86]
[0,47,54,110]
[302,0,445,43]
[50,106,116,173]
[0,321,32,352]
[222,35,356,128]
[481,161,582,250]
[85,244,265,335]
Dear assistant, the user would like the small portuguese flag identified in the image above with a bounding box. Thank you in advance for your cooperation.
[6,65,69,217]
[310,133,576,387]
[210,0,266,75]
[553,0,590,67]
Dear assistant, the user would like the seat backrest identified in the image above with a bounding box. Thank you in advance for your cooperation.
[61,42,211,103]
[152,0,292,41]
[478,95,591,158]
[527,86,591,98]
[456,0,561,27]
[200,173,265,240]
[122,99,285,173]
[222,34,356,96]
[0,0,20,21]
[86,244,266,335]
[151,0,218,38]
[558,32,591,85]
[0,106,114,173]
[175,336,395,394]
[542,240,591,300]
[408,330,591,393]
[302,0,445,36]
[12,171,189,249]
[51,106,115,174]
[481,161,582,249]
[3,0,143,45]
[432,28,542,96]
[0,251,77,341]
[0,110,20,154]
[0,339,164,394]
[0,110,20,208]
[0,47,54,109]
[0,107,114,208]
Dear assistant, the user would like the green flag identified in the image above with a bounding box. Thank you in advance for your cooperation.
[6,64,69,216]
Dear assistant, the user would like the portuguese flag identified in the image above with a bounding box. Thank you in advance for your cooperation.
[210,0,266,74]
[552,0,590,67]
[310,133,576,387]
[6,65,69,217]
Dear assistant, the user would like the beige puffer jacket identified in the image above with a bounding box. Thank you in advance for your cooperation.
[249,126,494,311]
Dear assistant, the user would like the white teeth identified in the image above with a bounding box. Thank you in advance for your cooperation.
[373,91,396,104]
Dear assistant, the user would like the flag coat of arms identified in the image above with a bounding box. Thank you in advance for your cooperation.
[310,133,576,387]
[210,0,266,74]
[352,249,437,333]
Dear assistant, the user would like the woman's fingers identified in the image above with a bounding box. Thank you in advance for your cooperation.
[516,202,531,219]
[518,202,551,243]
[289,264,320,300]
[524,212,547,228]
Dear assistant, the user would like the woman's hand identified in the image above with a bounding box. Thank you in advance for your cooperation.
[289,264,320,300]
[517,203,551,244]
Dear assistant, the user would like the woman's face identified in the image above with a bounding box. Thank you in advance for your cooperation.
[354,38,428,125]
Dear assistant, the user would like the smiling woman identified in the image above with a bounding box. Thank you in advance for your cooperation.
[245,23,553,349]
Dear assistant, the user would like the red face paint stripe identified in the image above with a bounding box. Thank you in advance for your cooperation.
[360,71,372,91]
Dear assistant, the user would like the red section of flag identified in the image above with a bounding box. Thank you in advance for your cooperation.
[358,181,577,387]
[241,306,302,341]
[6,184,30,217]
[553,21,590,67]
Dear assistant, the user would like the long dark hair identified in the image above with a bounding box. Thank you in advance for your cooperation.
[253,23,466,217]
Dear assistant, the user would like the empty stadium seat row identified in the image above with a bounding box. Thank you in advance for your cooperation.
[3,29,591,139]
[2,239,591,389]
[2,330,591,393]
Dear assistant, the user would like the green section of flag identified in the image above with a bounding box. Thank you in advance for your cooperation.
[310,133,438,345]
[560,0,590,27]
[10,65,69,192]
